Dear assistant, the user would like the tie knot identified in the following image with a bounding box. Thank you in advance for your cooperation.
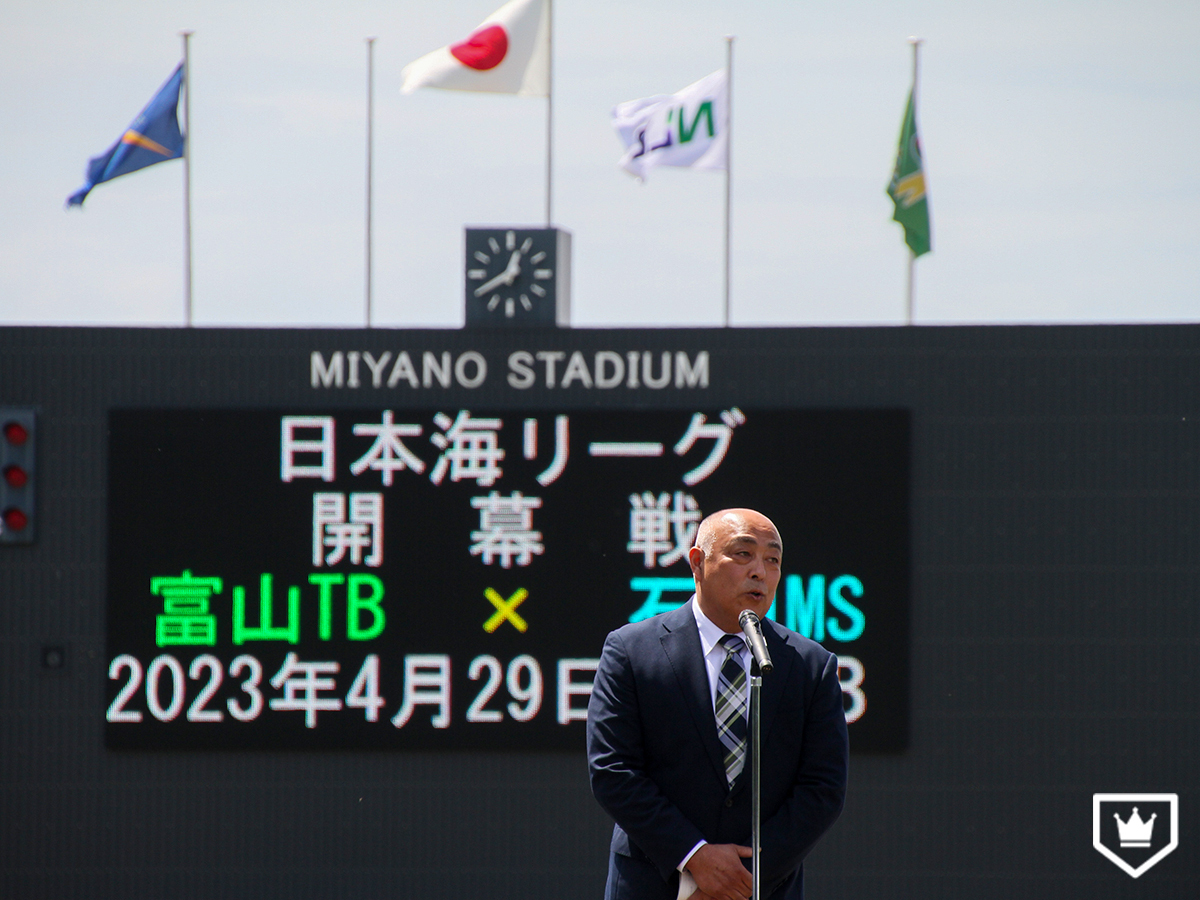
[719,634,744,654]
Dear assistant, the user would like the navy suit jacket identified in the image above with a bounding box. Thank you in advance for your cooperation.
[586,601,848,900]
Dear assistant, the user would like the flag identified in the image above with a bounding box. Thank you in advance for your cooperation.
[887,89,931,257]
[611,70,727,181]
[66,63,185,208]
[400,0,549,97]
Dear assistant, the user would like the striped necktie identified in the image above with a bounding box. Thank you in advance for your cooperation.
[715,634,748,785]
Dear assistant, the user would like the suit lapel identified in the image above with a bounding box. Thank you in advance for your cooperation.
[658,601,728,784]
[756,622,795,745]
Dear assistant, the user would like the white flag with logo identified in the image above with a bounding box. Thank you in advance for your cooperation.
[401,0,549,97]
[612,70,728,180]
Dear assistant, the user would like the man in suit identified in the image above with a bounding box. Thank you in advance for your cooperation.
[587,508,848,900]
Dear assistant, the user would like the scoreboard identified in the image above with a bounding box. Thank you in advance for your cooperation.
[15,324,1196,899]
[106,406,910,751]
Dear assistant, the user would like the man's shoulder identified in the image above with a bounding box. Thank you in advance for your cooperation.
[603,603,693,653]
[763,617,837,665]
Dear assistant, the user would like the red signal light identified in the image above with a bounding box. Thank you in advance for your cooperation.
[3,421,28,446]
[0,409,34,544]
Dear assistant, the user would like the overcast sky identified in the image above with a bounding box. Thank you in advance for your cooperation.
[2,0,1198,329]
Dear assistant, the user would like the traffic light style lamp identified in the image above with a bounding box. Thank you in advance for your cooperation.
[1,409,35,544]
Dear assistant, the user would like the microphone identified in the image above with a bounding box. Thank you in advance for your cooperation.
[738,609,773,674]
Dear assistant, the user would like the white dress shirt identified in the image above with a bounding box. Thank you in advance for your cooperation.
[676,597,751,899]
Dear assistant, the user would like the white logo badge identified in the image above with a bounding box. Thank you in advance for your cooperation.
[1092,793,1178,878]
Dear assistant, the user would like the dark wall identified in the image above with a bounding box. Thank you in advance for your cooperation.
[1,325,1196,898]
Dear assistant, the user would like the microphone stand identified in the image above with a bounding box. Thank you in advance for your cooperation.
[738,609,772,899]
[750,659,762,900]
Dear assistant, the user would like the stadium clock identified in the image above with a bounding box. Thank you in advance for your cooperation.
[464,227,571,328]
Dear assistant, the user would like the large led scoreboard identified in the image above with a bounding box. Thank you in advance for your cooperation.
[106,404,910,751]
[17,325,1199,898]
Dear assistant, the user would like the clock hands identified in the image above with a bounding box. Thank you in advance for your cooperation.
[465,229,558,323]
[473,249,522,297]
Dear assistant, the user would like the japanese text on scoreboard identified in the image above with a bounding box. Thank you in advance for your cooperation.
[106,408,909,750]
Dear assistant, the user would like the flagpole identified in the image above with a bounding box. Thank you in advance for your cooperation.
[906,36,922,326]
[545,0,554,226]
[365,37,376,328]
[724,35,734,327]
[906,251,914,324]
[181,30,193,327]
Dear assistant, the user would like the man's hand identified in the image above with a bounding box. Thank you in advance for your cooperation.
[684,842,753,900]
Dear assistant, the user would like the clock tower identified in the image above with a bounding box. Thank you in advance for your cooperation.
[464,227,571,328]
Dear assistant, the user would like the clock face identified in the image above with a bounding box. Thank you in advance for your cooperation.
[465,228,564,327]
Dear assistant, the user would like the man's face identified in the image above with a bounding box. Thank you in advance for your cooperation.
[689,510,783,634]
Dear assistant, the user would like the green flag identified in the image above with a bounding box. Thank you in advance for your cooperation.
[887,90,931,257]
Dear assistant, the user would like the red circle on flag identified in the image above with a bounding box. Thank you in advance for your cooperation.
[450,24,508,71]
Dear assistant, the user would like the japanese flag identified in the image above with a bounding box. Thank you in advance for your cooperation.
[401,0,550,97]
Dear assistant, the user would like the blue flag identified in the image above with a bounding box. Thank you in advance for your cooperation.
[67,63,184,208]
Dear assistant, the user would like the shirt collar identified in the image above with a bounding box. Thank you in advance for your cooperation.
[691,595,738,659]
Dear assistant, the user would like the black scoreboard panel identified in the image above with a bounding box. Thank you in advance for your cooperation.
[4,325,1199,899]
[106,408,909,751]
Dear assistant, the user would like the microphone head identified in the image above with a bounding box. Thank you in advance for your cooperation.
[738,608,773,673]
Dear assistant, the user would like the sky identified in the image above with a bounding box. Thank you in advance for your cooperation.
[1,0,1198,329]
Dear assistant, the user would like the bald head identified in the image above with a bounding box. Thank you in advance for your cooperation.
[688,508,782,633]
[693,508,782,557]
